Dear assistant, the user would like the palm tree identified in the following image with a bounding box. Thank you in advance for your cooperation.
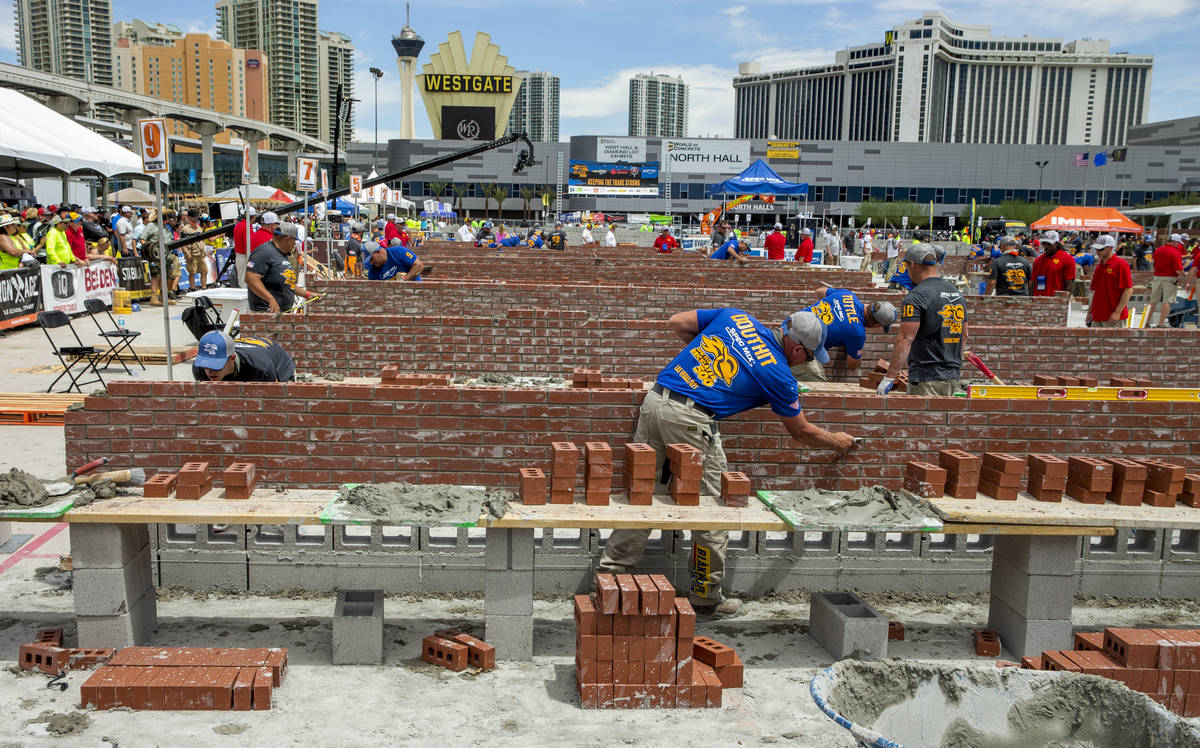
[538,185,556,222]
[428,180,448,201]
[452,184,470,216]
[489,184,509,220]
[478,183,494,218]
[519,186,537,223]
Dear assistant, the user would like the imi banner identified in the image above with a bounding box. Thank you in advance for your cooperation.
[662,139,751,174]
[40,260,120,315]
[568,161,660,196]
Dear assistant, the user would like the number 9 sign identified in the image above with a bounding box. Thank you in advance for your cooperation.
[137,117,168,174]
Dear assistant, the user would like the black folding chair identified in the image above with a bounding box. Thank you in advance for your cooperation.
[82,298,144,375]
[37,311,106,393]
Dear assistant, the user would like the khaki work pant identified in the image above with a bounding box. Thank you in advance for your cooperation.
[909,378,962,396]
[1091,319,1125,328]
[791,359,827,383]
[598,388,730,605]
[235,252,248,288]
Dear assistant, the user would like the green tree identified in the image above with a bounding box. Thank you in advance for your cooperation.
[1136,192,1200,209]
[538,185,556,220]
[270,175,296,193]
[519,186,538,222]
[488,184,510,219]
[957,200,1058,228]
[452,184,471,216]
[478,183,495,218]
[854,201,932,232]
[428,180,449,200]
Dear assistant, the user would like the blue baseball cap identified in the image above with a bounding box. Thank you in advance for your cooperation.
[195,331,235,369]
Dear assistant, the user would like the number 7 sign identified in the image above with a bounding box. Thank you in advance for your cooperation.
[297,157,318,191]
[137,117,168,174]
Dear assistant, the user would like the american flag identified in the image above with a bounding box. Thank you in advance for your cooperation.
[1074,152,1089,167]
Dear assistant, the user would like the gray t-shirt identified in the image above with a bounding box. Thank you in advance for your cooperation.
[990,255,1032,296]
[900,276,965,383]
[245,240,296,313]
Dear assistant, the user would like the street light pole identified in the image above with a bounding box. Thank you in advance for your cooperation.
[369,67,384,170]
[1034,160,1050,201]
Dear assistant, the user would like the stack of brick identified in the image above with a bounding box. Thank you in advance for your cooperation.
[1026,454,1068,502]
[549,442,579,504]
[222,462,257,500]
[421,629,496,672]
[518,467,547,505]
[142,472,177,498]
[572,369,604,388]
[585,442,613,506]
[1032,375,1102,387]
[176,462,212,500]
[1065,457,1113,504]
[1104,458,1147,506]
[939,449,981,499]
[859,360,907,392]
[624,443,656,506]
[18,628,114,675]
[79,646,287,711]
[1184,475,1200,509]
[1109,377,1154,388]
[1022,627,1200,717]
[666,444,703,506]
[980,453,1025,501]
[904,462,947,498]
[379,367,451,386]
[719,471,751,507]
[1142,461,1185,507]
[576,573,740,709]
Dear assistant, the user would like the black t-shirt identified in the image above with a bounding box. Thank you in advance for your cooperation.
[245,240,296,313]
[991,255,1032,296]
[81,220,107,243]
[900,276,965,383]
[191,336,295,382]
[546,230,567,250]
[345,236,362,257]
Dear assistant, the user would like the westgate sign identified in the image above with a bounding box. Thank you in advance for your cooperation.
[423,74,514,94]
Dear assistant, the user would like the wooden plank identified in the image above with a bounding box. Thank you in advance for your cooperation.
[62,489,331,525]
[939,522,1116,537]
[487,493,788,531]
[929,491,1200,531]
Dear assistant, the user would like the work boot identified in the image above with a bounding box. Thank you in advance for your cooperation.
[694,598,745,620]
[147,296,163,307]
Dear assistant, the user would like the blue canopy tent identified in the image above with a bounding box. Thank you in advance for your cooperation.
[706,158,808,196]
[297,196,358,213]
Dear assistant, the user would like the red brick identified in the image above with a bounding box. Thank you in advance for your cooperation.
[697,662,723,708]
[1027,454,1068,477]
[251,666,273,710]
[1074,632,1104,651]
[420,635,468,672]
[1042,650,1081,672]
[612,612,629,637]
[888,621,905,641]
[574,594,597,634]
[1065,482,1108,504]
[1067,457,1114,491]
[142,472,178,498]
[1143,489,1176,508]
[222,462,256,487]
[519,467,547,505]
[177,462,210,486]
[715,651,743,689]
[982,453,1024,475]
[1021,656,1042,669]
[979,479,1018,501]
[649,574,676,615]
[720,471,752,507]
[675,598,696,638]
[595,634,613,661]
[974,629,1001,657]
[693,636,735,668]
[1104,627,1161,668]
[451,633,496,671]
[938,449,981,474]
[595,574,620,615]
[175,479,214,500]
[232,667,255,711]
[980,465,1024,488]
[616,574,640,616]
[634,575,658,616]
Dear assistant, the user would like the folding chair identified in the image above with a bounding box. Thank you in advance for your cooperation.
[37,311,106,393]
[82,298,145,375]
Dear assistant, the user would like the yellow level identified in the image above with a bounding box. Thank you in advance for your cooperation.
[968,385,1200,402]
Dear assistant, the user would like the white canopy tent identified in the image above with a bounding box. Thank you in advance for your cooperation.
[0,88,149,179]
[1123,205,1200,227]
[209,184,297,202]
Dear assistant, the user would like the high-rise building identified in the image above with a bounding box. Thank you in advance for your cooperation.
[628,73,688,138]
[112,24,269,144]
[318,30,355,151]
[506,70,559,142]
[391,7,424,140]
[733,12,1153,146]
[15,0,114,86]
[216,0,319,141]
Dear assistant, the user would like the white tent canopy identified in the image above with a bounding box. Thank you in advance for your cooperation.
[1124,205,1200,226]
[0,88,148,179]
[208,184,296,201]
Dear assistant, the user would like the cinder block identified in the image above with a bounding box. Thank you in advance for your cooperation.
[70,523,150,569]
[73,544,155,617]
[808,590,888,660]
[484,568,533,616]
[989,556,1077,620]
[485,613,533,661]
[986,597,1073,658]
[158,549,249,591]
[992,535,1079,576]
[484,528,535,572]
[76,587,157,649]
[332,589,384,665]
[484,527,510,571]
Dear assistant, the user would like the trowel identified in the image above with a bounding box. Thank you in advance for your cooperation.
[44,457,109,497]
[46,468,147,497]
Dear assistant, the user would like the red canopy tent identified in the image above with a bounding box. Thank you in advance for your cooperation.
[1031,207,1143,234]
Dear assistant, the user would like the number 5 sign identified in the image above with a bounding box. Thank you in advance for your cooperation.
[350,175,362,193]
[137,117,169,174]
[296,157,318,191]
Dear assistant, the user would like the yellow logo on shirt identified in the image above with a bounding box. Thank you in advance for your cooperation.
[691,335,739,387]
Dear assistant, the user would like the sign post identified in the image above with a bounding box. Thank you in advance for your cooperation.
[350,175,362,232]
[137,117,173,380]
[297,157,318,265]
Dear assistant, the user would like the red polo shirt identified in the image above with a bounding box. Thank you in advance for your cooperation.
[765,231,786,260]
[232,220,274,256]
[653,234,678,253]
[1090,254,1132,322]
[1153,244,1183,277]
[385,222,402,246]
[1031,249,1076,296]
[797,236,814,263]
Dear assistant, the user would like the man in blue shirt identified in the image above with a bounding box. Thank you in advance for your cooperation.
[598,308,857,619]
[795,288,897,382]
[708,237,750,266]
[364,240,425,281]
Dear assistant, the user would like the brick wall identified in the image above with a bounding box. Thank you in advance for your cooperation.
[307,280,1071,327]
[66,382,1200,493]
[242,311,1183,385]
[420,261,875,289]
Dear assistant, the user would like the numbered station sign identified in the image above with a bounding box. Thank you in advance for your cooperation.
[296,157,318,192]
[241,144,252,185]
[320,169,329,193]
[350,175,363,194]
[137,117,169,174]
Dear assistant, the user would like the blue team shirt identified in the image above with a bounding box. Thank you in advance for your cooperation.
[656,309,801,420]
[1074,253,1096,267]
[709,238,739,261]
[366,246,420,281]
[498,235,521,247]
[970,245,1002,260]
[888,259,914,290]
[805,289,868,360]
[527,235,544,248]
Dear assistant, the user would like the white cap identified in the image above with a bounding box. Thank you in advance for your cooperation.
[801,227,812,235]
[1170,233,1183,242]
[259,211,279,225]
[387,213,397,221]
[120,205,132,213]
[1090,234,1117,250]
[774,223,783,230]
[1041,230,1060,243]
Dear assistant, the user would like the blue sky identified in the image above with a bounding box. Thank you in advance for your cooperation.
[1,0,1197,141]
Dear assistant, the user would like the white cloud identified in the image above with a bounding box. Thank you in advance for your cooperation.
[181,19,218,37]
[872,0,1194,19]
[724,6,750,28]
[0,17,16,53]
